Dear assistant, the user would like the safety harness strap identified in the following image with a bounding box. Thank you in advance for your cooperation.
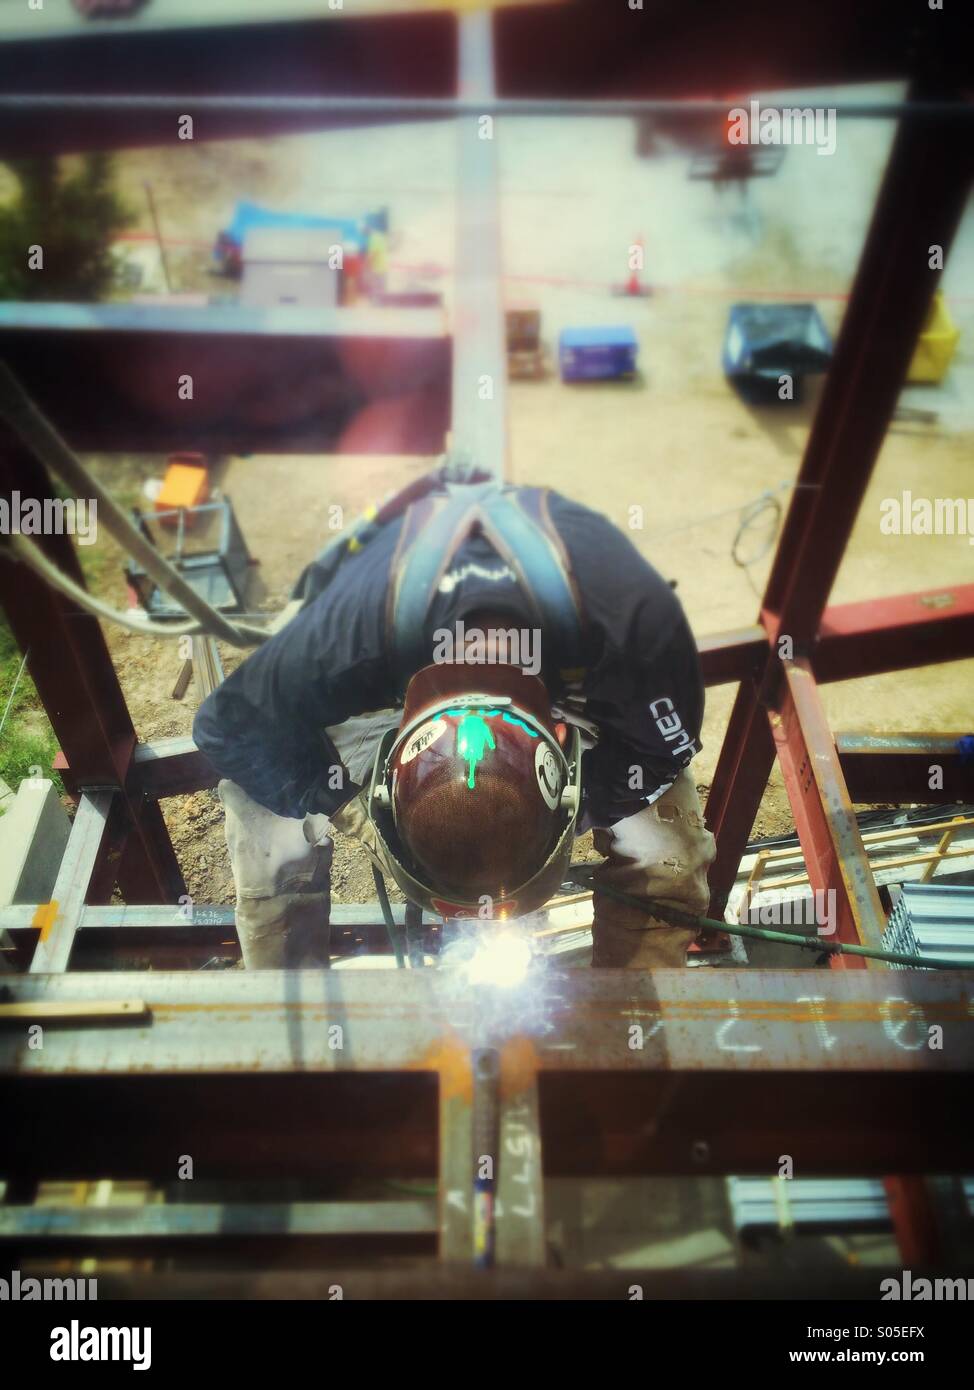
[388,482,585,692]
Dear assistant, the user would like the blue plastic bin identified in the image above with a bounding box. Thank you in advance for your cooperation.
[559,325,638,382]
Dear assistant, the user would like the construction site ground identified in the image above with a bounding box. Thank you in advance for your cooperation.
[29,85,974,908]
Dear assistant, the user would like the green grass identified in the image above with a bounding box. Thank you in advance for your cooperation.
[0,620,64,802]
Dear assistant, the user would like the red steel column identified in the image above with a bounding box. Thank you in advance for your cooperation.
[770,660,886,963]
[706,83,972,913]
[0,443,184,903]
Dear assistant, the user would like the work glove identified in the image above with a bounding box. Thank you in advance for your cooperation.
[327,789,385,871]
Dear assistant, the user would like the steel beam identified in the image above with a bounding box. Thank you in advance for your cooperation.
[0,1200,437,1243]
[1,967,971,1179]
[2,969,969,1077]
[704,76,973,911]
[761,84,972,648]
[439,1045,475,1262]
[49,1263,954,1302]
[0,902,442,972]
[0,1,965,158]
[814,584,974,683]
[27,791,114,974]
[452,10,507,480]
[0,303,450,456]
[705,678,777,917]
[127,737,218,798]
[0,447,184,904]
[837,734,974,806]
[770,661,887,962]
[495,1042,545,1266]
[0,902,434,933]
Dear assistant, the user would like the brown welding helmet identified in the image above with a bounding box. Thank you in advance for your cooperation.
[366,663,581,920]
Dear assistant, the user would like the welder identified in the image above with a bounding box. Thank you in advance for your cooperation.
[193,467,715,969]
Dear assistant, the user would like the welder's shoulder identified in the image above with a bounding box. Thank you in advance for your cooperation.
[543,489,680,611]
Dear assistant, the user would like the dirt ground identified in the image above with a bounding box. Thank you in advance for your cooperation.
[83,95,974,908]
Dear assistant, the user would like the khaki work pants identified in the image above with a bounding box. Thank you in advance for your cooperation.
[589,771,716,967]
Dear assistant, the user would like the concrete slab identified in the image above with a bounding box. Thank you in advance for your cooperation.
[0,778,71,908]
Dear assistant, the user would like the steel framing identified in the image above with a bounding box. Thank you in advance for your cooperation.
[1,7,973,1279]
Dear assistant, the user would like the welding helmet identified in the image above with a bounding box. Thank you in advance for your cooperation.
[366,663,581,920]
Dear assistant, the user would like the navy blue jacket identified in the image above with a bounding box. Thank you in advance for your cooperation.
[193,490,705,825]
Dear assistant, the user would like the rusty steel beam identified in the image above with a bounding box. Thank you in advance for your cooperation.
[705,81,972,910]
[0,446,185,904]
[761,85,972,649]
[127,736,218,799]
[0,970,971,1181]
[0,303,451,457]
[770,660,887,963]
[701,584,974,689]
[705,678,777,917]
[0,10,456,156]
[0,1,964,159]
[814,584,974,683]
[2,967,969,1076]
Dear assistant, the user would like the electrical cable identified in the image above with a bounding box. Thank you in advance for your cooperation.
[731,488,784,597]
[0,362,269,649]
[372,864,406,969]
[2,533,240,641]
[563,866,974,971]
[0,648,28,740]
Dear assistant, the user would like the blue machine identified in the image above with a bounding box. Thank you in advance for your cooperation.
[559,325,638,382]
[214,201,387,274]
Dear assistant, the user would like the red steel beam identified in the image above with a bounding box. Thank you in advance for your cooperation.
[700,584,974,688]
[770,660,886,963]
[0,445,184,903]
[707,84,971,915]
[761,84,972,649]
[814,583,974,683]
[704,677,777,917]
[0,2,964,158]
[0,304,451,457]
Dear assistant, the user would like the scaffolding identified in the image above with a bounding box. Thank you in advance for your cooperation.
[0,2,973,1288]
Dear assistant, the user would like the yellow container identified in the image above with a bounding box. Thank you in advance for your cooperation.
[907,291,961,384]
[156,461,209,521]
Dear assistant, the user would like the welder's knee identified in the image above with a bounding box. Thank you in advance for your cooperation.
[219,779,333,899]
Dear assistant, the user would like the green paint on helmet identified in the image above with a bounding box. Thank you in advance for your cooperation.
[442,707,539,789]
[501,711,537,737]
[454,712,496,789]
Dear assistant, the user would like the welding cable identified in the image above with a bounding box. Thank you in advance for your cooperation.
[372,865,407,969]
[2,532,271,644]
[563,867,974,971]
[0,362,269,648]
